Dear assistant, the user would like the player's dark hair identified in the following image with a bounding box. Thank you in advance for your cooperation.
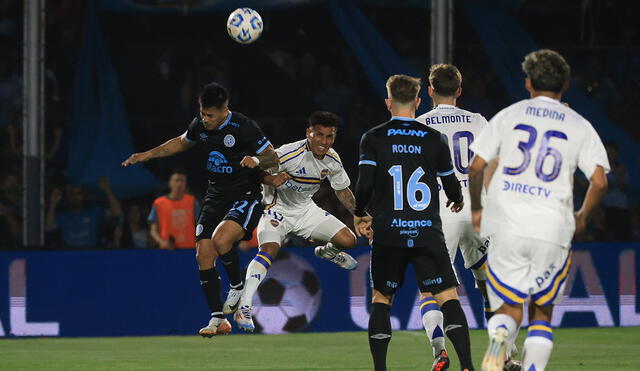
[198,82,229,109]
[386,74,421,105]
[428,64,462,97]
[521,49,571,93]
[171,168,188,178]
[308,110,341,128]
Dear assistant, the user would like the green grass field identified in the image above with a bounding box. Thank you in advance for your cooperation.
[1,328,639,370]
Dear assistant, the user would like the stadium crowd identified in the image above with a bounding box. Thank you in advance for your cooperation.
[0,0,638,249]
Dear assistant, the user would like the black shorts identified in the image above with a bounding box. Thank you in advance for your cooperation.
[370,232,458,296]
[195,192,264,241]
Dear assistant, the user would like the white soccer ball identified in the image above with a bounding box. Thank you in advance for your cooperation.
[226,8,263,44]
[252,251,322,334]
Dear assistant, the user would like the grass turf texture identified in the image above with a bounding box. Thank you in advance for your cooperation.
[1,327,639,370]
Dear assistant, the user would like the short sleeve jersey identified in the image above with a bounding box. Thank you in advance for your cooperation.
[263,139,350,211]
[182,111,271,197]
[417,104,488,224]
[358,117,456,247]
[469,96,610,247]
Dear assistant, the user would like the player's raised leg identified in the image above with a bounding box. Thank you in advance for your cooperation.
[314,226,358,270]
[220,242,245,314]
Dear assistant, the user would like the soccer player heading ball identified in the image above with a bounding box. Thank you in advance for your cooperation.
[468,49,609,371]
[122,82,279,337]
[235,110,359,332]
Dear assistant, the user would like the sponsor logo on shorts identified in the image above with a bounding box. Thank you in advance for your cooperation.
[223,134,235,147]
[536,262,557,288]
[422,277,443,286]
[196,224,204,236]
[270,219,280,227]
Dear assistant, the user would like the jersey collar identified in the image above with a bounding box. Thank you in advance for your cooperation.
[435,104,456,109]
[216,112,233,131]
[391,116,418,122]
[533,96,561,105]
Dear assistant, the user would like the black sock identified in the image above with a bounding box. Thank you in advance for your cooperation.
[219,244,243,289]
[368,303,392,371]
[441,299,474,371]
[199,268,223,317]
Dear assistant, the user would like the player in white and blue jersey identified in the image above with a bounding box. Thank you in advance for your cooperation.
[468,50,609,371]
[417,64,507,370]
[235,111,359,332]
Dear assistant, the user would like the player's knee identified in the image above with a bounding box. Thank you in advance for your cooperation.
[211,234,232,255]
[195,240,217,267]
[334,228,356,249]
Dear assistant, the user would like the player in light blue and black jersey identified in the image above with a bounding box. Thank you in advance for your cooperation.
[353,75,475,371]
[123,82,279,337]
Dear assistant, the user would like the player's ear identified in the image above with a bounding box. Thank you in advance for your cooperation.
[428,86,435,98]
[561,79,570,93]
[456,87,462,98]
[525,78,533,94]
[306,126,311,138]
[385,98,391,111]
[415,97,421,111]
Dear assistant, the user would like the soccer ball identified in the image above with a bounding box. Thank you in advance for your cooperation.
[226,8,263,44]
[252,250,322,334]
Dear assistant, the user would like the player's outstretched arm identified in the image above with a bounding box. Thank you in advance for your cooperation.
[240,145,279,170]
[468,155,487,232]
[122,135,194,166]
[574,165,608,235]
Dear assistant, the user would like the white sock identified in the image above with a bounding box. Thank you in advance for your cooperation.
[239,251,272,307]
[419,296,445,356]
[523,320,554,371]
[487,313,519,350]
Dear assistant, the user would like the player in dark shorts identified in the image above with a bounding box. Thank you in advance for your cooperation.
[353,75,475,371]
[122,82,279,337]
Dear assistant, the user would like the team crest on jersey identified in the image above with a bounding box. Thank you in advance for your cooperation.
[199,133,208,140]
[320,169,329,179]
[224,134,235,147]
[270,219,280,227]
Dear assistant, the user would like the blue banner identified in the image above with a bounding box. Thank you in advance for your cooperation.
[0,243,637,337]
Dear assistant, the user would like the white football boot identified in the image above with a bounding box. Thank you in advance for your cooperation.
[234,305,255,332]
[314,243,358,270]
[222,287,243,314]
[199,316,232,338]
[482,326,509,371]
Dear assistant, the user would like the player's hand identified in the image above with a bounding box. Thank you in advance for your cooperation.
[122,152,151,166]
[240,156,259,168]
[264,173,291,187]
[471,208,482,233]
[574,211,587,236]
[446,199,464,213]
[353,215,372,238]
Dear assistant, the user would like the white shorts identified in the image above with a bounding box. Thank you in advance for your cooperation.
[257,204,347,246]
[486,233,571,311]
[442,221,488,280]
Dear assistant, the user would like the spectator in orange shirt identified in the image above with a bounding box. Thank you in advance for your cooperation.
[148,169,200,249]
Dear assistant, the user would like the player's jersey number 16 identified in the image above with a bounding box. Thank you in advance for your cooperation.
[388,165,431,211]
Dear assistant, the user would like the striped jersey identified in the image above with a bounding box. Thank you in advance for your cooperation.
[263,139,350,211]
[470,96,610,247]
[416,104,488,224]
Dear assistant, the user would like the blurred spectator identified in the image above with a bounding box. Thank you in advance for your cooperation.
[0,172,21,247]
[313,64,353,119]
[602,141,632,240]
[573,57,618,113]
[46,177,123,249]
[148,169,200,249]
[121,204,151,249]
